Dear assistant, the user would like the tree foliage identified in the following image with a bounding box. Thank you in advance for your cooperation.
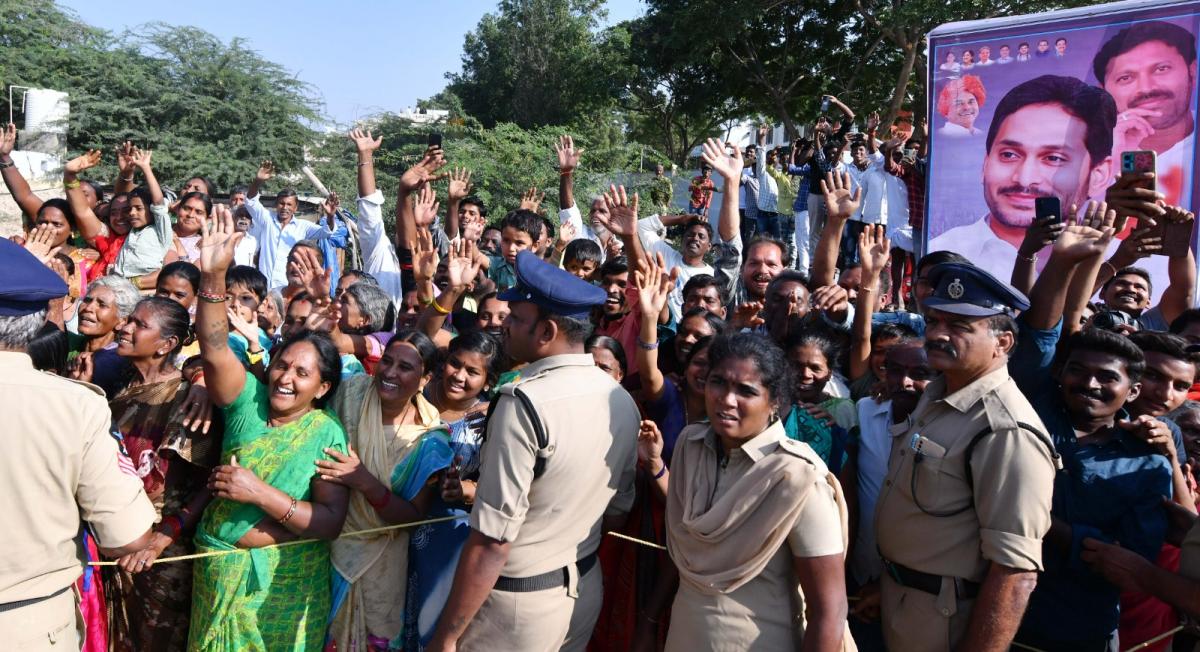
[0,0,320,190]
[448,0,631,129]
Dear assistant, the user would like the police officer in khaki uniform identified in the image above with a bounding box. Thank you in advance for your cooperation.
[874,262,1057,652]
[0,240,156,650]
[428,251,640,652]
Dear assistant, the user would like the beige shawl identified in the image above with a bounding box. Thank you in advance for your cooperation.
[666,422,855,651]
[329,373,443,650]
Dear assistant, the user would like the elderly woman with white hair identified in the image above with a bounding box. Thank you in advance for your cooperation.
[68,274,141,397]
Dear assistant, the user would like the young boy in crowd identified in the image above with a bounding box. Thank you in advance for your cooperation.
[223,264,272,374]
[563,238,603,281]
[485,209,543,291]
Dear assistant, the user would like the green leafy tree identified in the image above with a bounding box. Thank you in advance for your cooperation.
[448,0,631,128]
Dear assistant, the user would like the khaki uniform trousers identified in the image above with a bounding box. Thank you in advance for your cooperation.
[0,588,82,651]
[460,562,602,652]
[880,574,975,652]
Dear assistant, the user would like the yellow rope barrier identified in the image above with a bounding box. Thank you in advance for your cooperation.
[87,515,462,566]
[1123,625,1184,652]
[85,517,1189,652]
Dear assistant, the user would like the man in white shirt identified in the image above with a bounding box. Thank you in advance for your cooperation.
[348,128,403,308]
[840,139,884,266]
[245,160,338,292]
[1093,20,1197,208]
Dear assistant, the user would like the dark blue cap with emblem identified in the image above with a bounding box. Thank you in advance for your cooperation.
[0,238,69,317]
[922,261,1030,317]
[498,250,608,319]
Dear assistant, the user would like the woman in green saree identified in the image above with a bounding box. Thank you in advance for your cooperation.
[188,207,351,651]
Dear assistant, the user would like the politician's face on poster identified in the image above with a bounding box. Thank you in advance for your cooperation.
[926,11,1199,296]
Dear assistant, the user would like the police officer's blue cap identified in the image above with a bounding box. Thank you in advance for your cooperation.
[922,262,1029,317]
[497,251,608,319]
[0,238,68,317]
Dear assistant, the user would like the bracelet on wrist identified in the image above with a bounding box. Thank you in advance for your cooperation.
[197,290,228,304]
[653,463,667,480]
[278,498,299,524]
[636,339,660,351]
[188,369,205,385]
[1101,260,1119,277]
[64,179,81,190]
[1017,251,1038,263]
[430,299,452,315]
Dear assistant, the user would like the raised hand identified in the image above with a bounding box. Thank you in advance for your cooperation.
[857,224,891,282]
[0,123,16,157]
[411,227,439,285]
[255,160,275,182]
[820,170,862,222]
[293,245,331,299]
[348,127,382,153]
[413,183,440,227]
[1052,203,1116,262]
[130,147,153,170]
[556,219,576,249]
[321,191,340,218]
[447,167,473,201]
[303,298,340,333]
[446,238,483,289]
[730,301,765,330]
[65,149,102,175]
[699,138,744,182]
[600,184,639,238]
[399,147,447,192]
[197,203,242,274]
[1017,216,1066,258]
[634,252,678,321]
[555,135,584,173]
[1105,172,1165,223]
[519,186,545,213]
[115,141,136,176]
[23,224,61,262]
[866,111,881,132]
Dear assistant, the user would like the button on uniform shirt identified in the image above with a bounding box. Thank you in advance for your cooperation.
[470,354,640,578]
[244,193,337,291]
[875,364,1054,580]
[1010,318,1172,644]
[0,352,155,603]
[356,191,404,308]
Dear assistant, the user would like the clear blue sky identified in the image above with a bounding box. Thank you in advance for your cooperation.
[58,0,646,126]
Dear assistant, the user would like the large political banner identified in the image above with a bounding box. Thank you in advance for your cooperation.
[925,0,1200,300]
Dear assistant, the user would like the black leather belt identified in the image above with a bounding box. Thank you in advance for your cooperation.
[882,558,980,600]
[494,552,598,593]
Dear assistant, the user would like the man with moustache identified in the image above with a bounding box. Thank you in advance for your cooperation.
[1095,20,1198,207]
[847,339,937,651]
[245,159,342,291]
[874,261,1055,652]
[929,75,1117,280]
[1009,221,1173,650]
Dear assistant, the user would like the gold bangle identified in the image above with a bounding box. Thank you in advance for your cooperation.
[64,179,81,190]
[431,299,452,315]
[279,498,298,524]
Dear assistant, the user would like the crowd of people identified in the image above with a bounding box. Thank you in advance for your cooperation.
[2,80,1200,652]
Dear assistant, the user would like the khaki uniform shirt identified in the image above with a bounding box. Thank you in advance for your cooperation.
[666,422,844,651]
[470,353,640,577]
[0,352,155,603]
[875,364,1055,581]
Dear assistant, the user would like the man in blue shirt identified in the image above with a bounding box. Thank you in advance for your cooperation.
[1011,221,1173,651]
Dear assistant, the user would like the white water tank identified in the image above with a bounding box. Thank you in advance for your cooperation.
[21,88,69,156]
